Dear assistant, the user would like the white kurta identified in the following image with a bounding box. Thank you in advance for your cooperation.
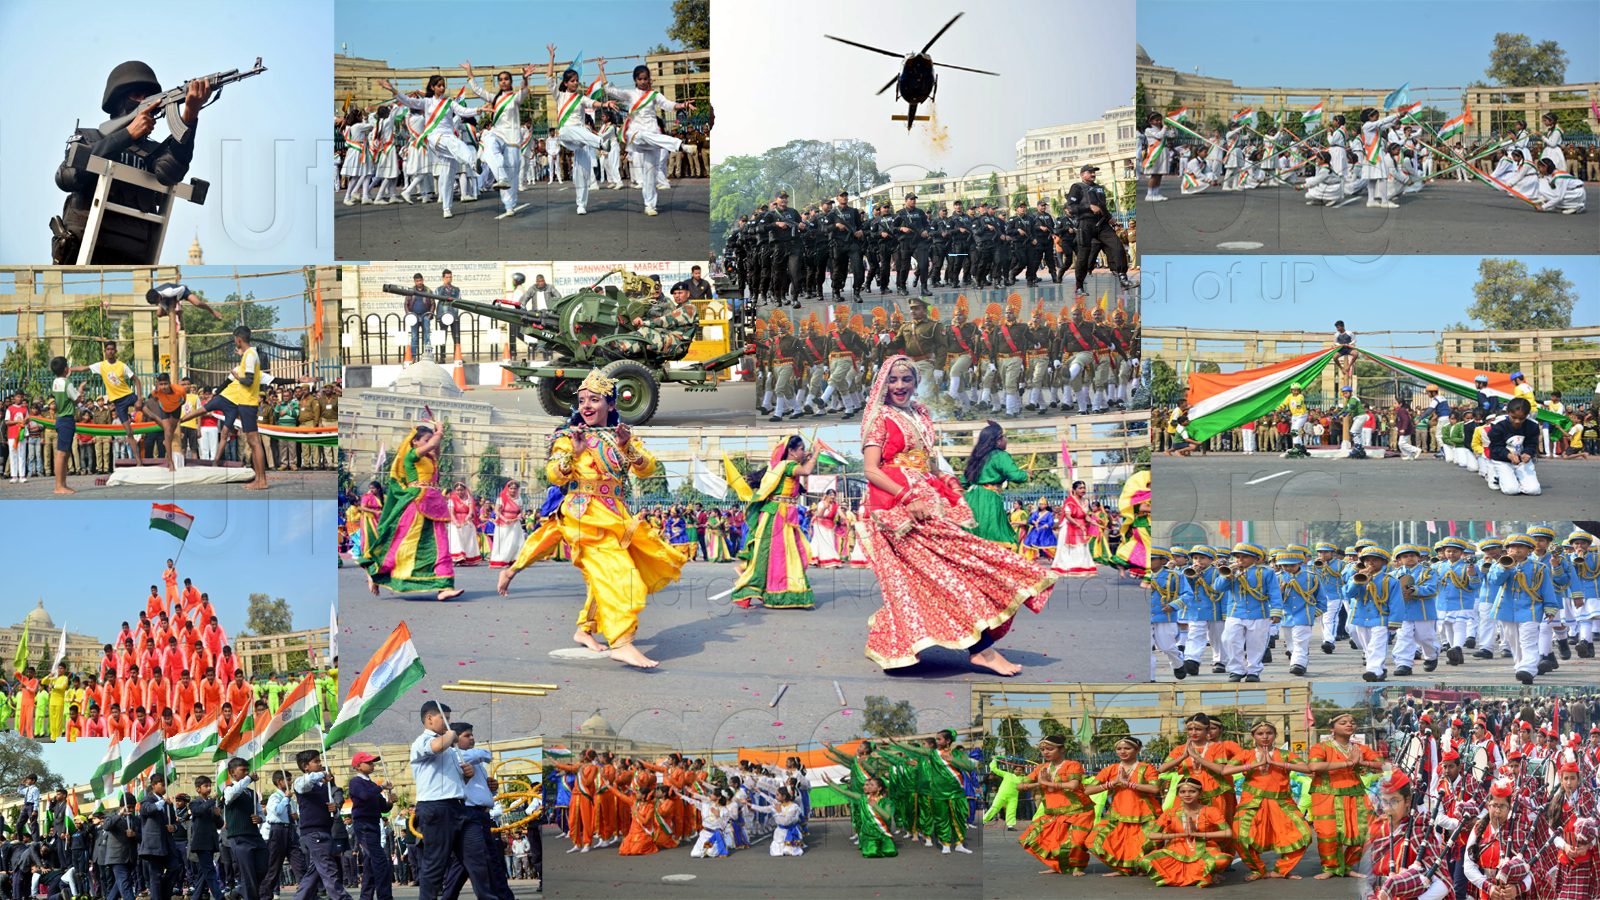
[1360,113,1400,180]
[370,114,400,180]
[340,123,372,177]
[1540,127,1566,172]
[1539,173,1586,212]
[606,84,683,212]
[1140,124,1174,175]
[1304,165,1343,201]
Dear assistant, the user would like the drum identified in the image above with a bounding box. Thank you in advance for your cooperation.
[1394,732,1424,775]
[1471,746,1492,782]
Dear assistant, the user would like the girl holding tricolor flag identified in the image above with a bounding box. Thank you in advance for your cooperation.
[378,75,482,220]
[1358,107,1402,208]
[546,45,617,217]
[1537,158,1587,214]
[1141,113,1176,203]
[596,59,694,217]
[462,59,536,219]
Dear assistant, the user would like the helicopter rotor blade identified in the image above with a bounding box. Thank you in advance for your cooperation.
[920,12,964,55]
[824,34,904,59]
[931,61,1001,77]
[875,73,900,96]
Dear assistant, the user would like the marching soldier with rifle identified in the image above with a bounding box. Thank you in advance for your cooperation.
[827,190,867,301]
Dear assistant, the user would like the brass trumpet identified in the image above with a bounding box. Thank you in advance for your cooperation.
[1312,559,1329,569]
[1398,573,1415,590]
[1353,571,1371,585]
[1479,561,1493,571]
[1183,566,1198,577]
[1499,554,1516,567]
[1215,564,1234,577]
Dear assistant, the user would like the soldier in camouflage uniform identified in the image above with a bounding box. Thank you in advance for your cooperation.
[626,280,699,357]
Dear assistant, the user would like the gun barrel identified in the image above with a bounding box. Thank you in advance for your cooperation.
[381,283,458,304]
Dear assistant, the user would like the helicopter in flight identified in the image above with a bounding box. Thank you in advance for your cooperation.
[825,12,999,130]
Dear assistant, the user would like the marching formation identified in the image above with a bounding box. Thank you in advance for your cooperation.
[750,295,1141,421]
[1144,106,1586,214]
[1146,529,1597,684]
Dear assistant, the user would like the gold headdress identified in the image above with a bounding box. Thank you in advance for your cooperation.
[579,370,617,398]
[985,301,1002,323]
[954,294,969,318]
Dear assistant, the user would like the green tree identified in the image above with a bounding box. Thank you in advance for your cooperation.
[1484,33,1568,86]
[983,172,1002,208]
[996,716,1034,761]
[665,0,708,49]
[1134,80,1147,130]
[1149,360,1182,402]
[0,732,65,794]
[1461,258,1577,330]
[475,445,504,498]
[65,298,130,365]
[0,339,52,400]
[244,594,294,635]
[636,459,669,497]
[862,695,918,738]
[709,140,888,255]
[1195,361,1221,375]
[180,290,282,344]
[436,419,455,480]
[1091,717,1131,753]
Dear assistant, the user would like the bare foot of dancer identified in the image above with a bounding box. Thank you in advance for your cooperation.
[1101,871,1123,877]
[367,575,379,596]
[1245,873,1263,882]
[245,478,270,490]
[436,588,465,600]
[609,644,659,668]
[497,569,516,597]
[1313,872,1334,880]
[1069,870,1085,877]
[1284,874,1301,880]
[54,486,76,494]
[573,629,607,653]
[971,646,1022,676]
[1038,870,1056,875]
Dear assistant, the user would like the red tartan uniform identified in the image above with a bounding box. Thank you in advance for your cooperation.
[1555,818,1598,900]
[1464,821,1529,900]
[1366,811,1453,900]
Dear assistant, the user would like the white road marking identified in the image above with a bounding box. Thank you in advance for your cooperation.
[1216,241,1265,250]
[661,874,697,883]
[1244,470,1293,485]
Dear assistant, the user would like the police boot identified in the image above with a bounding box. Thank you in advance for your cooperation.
[1536,655,1554,675]
[1423,658,1438,672]
[1558,638,1571,659]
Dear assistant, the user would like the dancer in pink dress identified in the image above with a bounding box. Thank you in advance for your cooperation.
[1050,481,1100,577]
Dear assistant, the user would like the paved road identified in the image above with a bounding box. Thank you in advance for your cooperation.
[1150,620,1599,687]
[453,379,759,427]
[0,469,333,499]
[377,880,540,899]
[335,180,709,261]
[336,560,1143,747]
[982,818,1350,898]
[1153,455,1599,520]
[547,819,980,899]
[1134,180,1600,255]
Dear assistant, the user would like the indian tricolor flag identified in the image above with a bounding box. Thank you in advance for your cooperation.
[1397,101,1424,124]
[1302,102,1324,126]
[1348,349,1573,433]
[258,673,322,762]
[813,439,847,467]
[1141,134,1165,170]
[214,708,267,766]
[120,729,166,783]
[91,739,122,799]
[545,745,575,759]
[1165,106,1189,123]
[326,622,426,746]
[1182,348,1341,442]
[149,503,194,540]
[166,709,221,759]
[1231,108,1254,125]
[1438,110,1469,142]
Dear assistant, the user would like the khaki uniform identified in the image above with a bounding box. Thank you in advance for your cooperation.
[771,333,800,406]
[992,319,1031,408]
[92,405,114,472]
[299,396,325,468]
[945,321,980,400]
[890,318,947,397]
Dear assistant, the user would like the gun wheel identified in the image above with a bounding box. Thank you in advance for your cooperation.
[600,359,660,426]
[535,357,581,418]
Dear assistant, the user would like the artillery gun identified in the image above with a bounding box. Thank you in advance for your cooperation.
[383,269,748,426]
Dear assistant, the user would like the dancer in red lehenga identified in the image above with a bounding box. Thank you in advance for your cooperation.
[858,354,1058,676]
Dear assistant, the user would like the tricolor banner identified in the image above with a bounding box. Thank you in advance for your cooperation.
[1141,136,1165,171]
[1165,106,1189,123]
[1438,111,1469,142]
[166,710,222,759]
[121,730,166,784]
[150,503,194,540]
[27,417,336,444]
[258,673,322,762]
[326,622,426,746]
[92,739,122,799]
[1231,108,1254,125]
[1181,347,1573,442]
[1302,102,1324,125]
[1397,101,1424,124]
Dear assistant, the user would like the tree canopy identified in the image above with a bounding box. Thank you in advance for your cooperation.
[1484,33,1569,87]
[710,140,889,253]
[862,695,918,738]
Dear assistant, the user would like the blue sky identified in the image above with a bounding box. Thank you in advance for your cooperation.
[0,1,333,264]
[336,1,681,70]
[0,265,315,353]
[1141,255,1599,361]
[1141,1,1598,113]
[2,500,338,646]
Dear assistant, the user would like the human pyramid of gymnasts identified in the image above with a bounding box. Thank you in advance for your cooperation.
[1005,714,1394,887]
[1360,695,1598,900]
[548,731,976,860]
[1138,107,1585,214]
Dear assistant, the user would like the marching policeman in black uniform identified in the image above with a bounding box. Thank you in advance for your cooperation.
[871,202,896,294]
[827,190,866,300]
[759,192,804,305]
[1027,199,1059,284]
[927,207,950,288]
[890,194,932,295]
[1066,164,1130,298]
[945,200,973,287]
[971,201,999,287]
[803,202,830,299]
[994,206,1015,287]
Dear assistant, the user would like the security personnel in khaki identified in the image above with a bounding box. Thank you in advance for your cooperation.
[1059,304,1098,415]
[1089,306,1117,413]
[297,386,323,469]
[1024,303,1053,412]
[93,398,115,472]
[944,295,980,417]
[752,317,771,415]
[991,295,1030,418]
[800,313,830,415]
[767,309,800,421]
[976,302,1005,411]
[823,304,868,420]
[888,297,946,399]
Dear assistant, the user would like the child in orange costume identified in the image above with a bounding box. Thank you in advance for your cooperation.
[550,750,601,851]
[1138,777,1234,887]
[1085,736,1162,875]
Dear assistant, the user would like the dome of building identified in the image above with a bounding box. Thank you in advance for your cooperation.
[188,232,204,265]
[25,600,54,629]
[1136,44,1152,65]
[389,361,463,398]
[578,710,615,737]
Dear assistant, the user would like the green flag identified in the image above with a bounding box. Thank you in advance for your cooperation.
[1077,705,1094,748]
[12,622,28,672]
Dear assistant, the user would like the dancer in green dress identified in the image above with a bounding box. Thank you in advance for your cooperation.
[962,421,1030,548]
[826,775,900,858]
[358,422,464,599]
[881,732,976,854]
[732,435,818,608]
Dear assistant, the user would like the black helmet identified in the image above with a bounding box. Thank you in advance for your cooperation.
[511,272,526,286]
[103,61,162,115]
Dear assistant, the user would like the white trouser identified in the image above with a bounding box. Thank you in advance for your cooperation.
[1182,620,1225,665]
[428,134,478,214]
[629,131,682,212]
[1283,623,1312,669]
[549,147,563,182]
[604,141,622,185]
[1242,429,1256,453]
[1222,616,1271,676]
[200,428,218,460]
[1395,620,1438,662]
[1291,413,1308,445]
[1320,595,1344,643]
[1350,624,1390,674]
[558,124,604,211]
[6,439,20,477]
[689,828,723,858]
[1476,602,1503,649]
[1152,622,1183,677]
[1439,609,1475,648]
[1505,620,1541,675]
[1398,435,1422,459]
[481,135,521,212]
[1491,458,1541,495]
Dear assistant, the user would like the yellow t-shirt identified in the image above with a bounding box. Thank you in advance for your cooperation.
[89,360,136,399]
[222,347,263,406]
[1279,393,1307,416]
[181,393,203,430]
[1513,383,1536,404]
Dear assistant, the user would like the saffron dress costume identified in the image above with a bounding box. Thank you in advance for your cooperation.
[859,355,1056,669]
[359,433,456,593]
[1088,762,1161,874]
[1019,759,1095,873]
[507,426,686,649]
[1137,807,1232,887]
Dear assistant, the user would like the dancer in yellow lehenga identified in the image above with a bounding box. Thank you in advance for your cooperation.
[496,371,686,668]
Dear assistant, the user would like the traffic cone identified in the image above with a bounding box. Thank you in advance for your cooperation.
[497,333,517,389]
[453,343,467,390]
[403,340,413,366]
